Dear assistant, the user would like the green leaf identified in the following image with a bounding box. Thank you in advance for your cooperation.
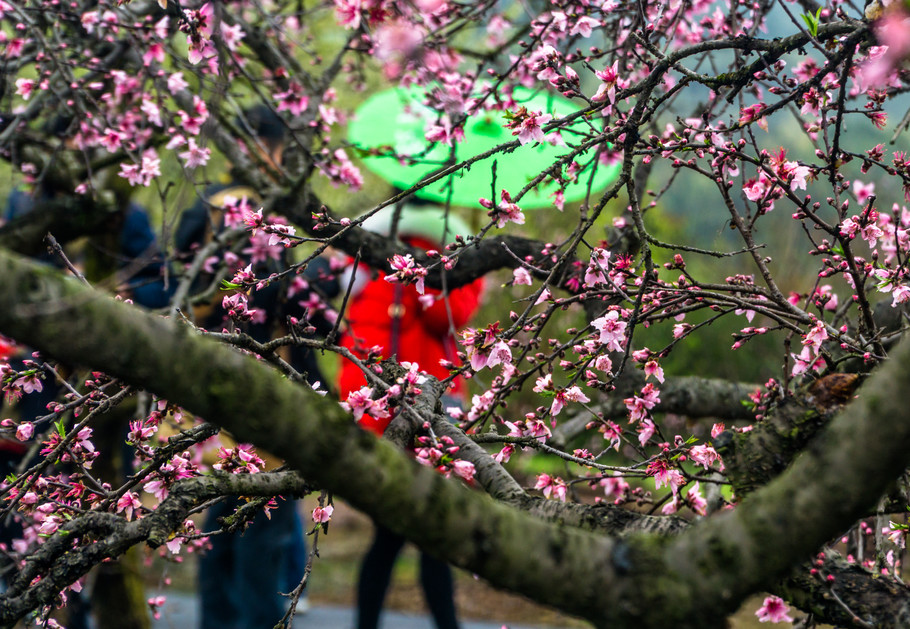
[55,419,66,438]
[220,280,241,291]
[801,8,821,38]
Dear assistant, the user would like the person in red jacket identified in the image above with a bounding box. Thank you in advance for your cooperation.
[338,202,482,629]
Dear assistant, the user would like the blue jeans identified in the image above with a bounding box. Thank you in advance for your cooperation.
[199,498,303,629]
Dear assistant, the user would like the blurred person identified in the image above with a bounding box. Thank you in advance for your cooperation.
[176,105,336,628]
[338,200,483,629]
[5,114,172,308]
[0,115,173,629]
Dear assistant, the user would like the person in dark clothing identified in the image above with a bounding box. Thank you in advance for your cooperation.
[0,119,173,629]
[178,105,336,628]
[5,112,173,309]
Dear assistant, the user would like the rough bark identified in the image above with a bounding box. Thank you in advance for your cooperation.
[716,373,862,497]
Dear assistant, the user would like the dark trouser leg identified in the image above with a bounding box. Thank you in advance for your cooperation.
[419,552,460,629]
[199,502,238,629]
[234,500,294,628]
[283,504,307,592]
[356,524,406,629]
[199,499,294,629]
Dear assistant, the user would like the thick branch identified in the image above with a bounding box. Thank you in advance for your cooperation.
[716,373,862,497]
[3,252,910,627]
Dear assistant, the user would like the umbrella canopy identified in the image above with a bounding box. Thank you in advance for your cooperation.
[348,86,620,209]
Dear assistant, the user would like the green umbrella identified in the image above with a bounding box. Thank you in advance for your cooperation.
[348,86,620,210]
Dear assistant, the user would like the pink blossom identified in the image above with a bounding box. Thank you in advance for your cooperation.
[38,515,63,536]
[755,595,794,623]
[452,460,476,482]
[854,180,876,205]
[81,11,99,33]
[493,444,515,464]
[425,117,465,146]
[373,19,424,68]
[188,38,216,65]
[593,61,621,105]
[179,138,211,169]
[584,248,611,287]
[14,372,42,394]
[624,383,661,423]
[384,254,428,294]
[600,474,629,499]
[141,99,163,127]
[743,175,772,203]
[15,422,33,441]
[312,504,334,524]
[99,128,123,152]
[802,319,828,353]
[550,386,590,416]
[512,111,552,145]
[513,267,532,286]
[534,473,567,501]
[570,16,600,38]
[791,346,824,377]
[334,0,364,29]
[592,311,627,353]
[646,459,683,492]
[673,323,693,339]
[265,221,297,247]
[593,353,613,373]
[485,341,513,370]
[144,479,169,501]
[643,360,664,383]
[486,190,525,228]
[167,72,189,95]
[601,421,623,450]
[533,373,553,393]
[275,83,309,117]
[840,216,860,239]
[121,150,161,187]
[738,103,768,131]
[885,522,906,548]
[320,148,364,191]
[140,150,161,184]
[858,11,910,90]
[220,22,245,51]
[4,36,25,59]
[117,492,142,521]
[15,78,35,100]
[341,387,390,421]
[688,444,722,470]
[892,284,910,307]
[143,42,166,66]
[148,595,167,620]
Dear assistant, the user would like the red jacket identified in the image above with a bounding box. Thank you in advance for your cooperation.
[0,339,13,362]
[339,236,483,435]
